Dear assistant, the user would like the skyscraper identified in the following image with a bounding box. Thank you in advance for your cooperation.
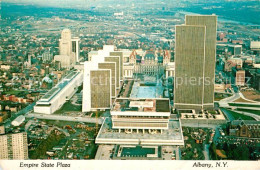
[71,37,80,62]
[174,15,217,111]
[82,62,111,112]
[59,29,72,57]
[55,29,80,68]
[98,62,117,98]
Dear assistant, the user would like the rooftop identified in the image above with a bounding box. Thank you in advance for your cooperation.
[96,118,184,145]
[39,71,80,102]
[112,98,170,113]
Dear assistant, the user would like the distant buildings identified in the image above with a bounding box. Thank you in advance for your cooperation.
[42,52,53,63]
[250,41,260,50]
[0,132,28,159]
[54,29,80,68]
[235,70,246,86]
[174,15,217,111]
[228,45,242,56]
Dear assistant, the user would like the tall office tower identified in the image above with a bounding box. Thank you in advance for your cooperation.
[0,132,28,159]
[82,62,111,112]
[59,29,72,56]
[104,56,120,89]
[174,15,217,111]
[71,37,80,62]
[56,29,75,68]
[98,62,117,98]
[110,52,124,82]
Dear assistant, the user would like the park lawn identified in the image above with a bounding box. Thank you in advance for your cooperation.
[221,108,255,120]
[226,109,255,120]
[54,101,81,114]
[236,108,260,116]
[228,103,260,108]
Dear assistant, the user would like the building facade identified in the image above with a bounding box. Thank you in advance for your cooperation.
[82,62,112,112]
[175,15,217,111]
[0,132,28,159]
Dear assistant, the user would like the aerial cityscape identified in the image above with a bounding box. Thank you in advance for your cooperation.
[0,0,260,163]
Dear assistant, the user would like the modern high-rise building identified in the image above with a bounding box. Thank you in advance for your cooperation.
[71,37,80,62]
[0,132,28,160]
[110,52,124,82]
[98,62,117,98]
[174,15,217,111]
[59,29,72,57]
[104,56,120,89]
[82,62,112,112]
[55,29,80,68]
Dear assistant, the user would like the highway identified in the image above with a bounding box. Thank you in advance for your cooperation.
[25,113,103,124]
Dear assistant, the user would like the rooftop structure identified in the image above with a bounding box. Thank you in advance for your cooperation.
[96,118,184,146]
[34,71,83,114]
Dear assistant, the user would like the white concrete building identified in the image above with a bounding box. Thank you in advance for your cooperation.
[11,115,25,126]
[34,71,83,114]
[111,98,171,132]
[55,29,80,68]
[165,62,175,78]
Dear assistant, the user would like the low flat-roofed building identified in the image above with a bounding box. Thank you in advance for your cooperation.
[250,41,260,50]
[34,71,83,114]
[228,44,242,56]
[54,55,71,68]
[111,98,171,131]
[11,115,25,126]
[165,62,175,78]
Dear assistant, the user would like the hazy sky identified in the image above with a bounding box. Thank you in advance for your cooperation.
[3,0,109,7]
[3,0,258,8]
